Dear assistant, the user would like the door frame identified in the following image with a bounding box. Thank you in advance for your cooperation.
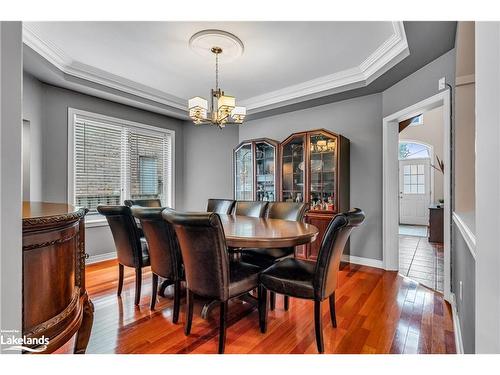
[383,90,451,301]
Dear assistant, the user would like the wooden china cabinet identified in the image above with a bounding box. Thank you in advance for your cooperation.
[233,138,279,202]
[279,129,350,261]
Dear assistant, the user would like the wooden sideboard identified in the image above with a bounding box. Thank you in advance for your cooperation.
[22,202,93,354]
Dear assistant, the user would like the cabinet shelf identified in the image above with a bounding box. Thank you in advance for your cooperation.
[280,129,350,262]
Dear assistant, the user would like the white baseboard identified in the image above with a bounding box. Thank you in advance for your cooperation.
[86,251,117,265]
[450,293,464,354]
[342,254,384,269]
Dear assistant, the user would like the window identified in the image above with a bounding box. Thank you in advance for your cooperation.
[409,114,423,126]
[399,142,430,160]
[403,164,425,194]
[139,157,158,196]
[69,109,174,217]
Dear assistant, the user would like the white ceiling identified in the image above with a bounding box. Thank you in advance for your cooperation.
[23,21,408,115]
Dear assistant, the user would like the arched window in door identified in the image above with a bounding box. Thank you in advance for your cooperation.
[399,141,431,160]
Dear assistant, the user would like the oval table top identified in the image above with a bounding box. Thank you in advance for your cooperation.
[218,214,319,248]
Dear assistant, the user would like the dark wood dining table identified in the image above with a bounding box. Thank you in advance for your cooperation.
[219,214,319,248]
[199,214,319,318]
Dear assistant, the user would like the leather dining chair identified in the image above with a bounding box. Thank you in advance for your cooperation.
[207,198,236,215]
[259,208,365,353]
[124,198,162,208]
[233,201,268,218]
[131,207,184,321]
[241,202,308,310]
[163,210,263,354]
[123,199,162,237]
[97,205,150,306]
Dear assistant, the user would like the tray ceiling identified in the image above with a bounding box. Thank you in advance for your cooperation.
[23,21,409,116]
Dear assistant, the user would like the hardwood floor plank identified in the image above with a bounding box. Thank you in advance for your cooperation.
[82,261,455,354]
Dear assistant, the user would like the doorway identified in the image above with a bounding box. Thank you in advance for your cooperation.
[383,91,451,300]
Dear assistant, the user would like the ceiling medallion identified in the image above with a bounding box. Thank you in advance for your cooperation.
[188,30,246,128]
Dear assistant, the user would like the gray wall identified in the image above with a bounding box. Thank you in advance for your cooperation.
[22,76,188,258]
[0,21,23,351]
[22,74,238,259]
[40,83,186,205]
[182,122,238,211]
[452,223,475,353]
[383,49,456,117]
[22,73,43,201]
[22,48,458,265]
[240,93,383,261]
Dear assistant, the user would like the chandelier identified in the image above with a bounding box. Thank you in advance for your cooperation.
[188,46,246,128]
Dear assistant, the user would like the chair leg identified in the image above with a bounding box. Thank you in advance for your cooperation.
[329,293,337,328]
[218,301,228,354]
[185,289,194,336]
[117,263,124,297]
[173,280,181,324]
[150,273,158,310]
[134,268,142,306]
[270,292,276,311]
[284,295,290,311]
[314,300,325,353]
[258,285,268,333]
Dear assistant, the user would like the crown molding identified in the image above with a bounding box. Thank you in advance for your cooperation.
[22,24,187,112]
[23,22,408,114]
[240,21,409,111]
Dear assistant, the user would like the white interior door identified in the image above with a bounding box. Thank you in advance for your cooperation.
[399,158,431,225]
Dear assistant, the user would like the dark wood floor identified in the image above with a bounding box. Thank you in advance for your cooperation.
[82,259,456,354]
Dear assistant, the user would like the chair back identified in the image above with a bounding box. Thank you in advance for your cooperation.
[234,201,268,218]
[313,209,365,300]
[207,199,235,215]
[124,198,162,208]
[163,211,230,301]
[132,207,182,280]
[267,202,308,221]
[97,205,144,268]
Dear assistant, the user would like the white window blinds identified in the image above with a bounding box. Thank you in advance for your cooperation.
[127,129,169,203]
[71,111,173,214]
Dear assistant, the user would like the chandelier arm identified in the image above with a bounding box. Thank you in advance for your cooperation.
[218,112,231,123]
[215,51,219,92]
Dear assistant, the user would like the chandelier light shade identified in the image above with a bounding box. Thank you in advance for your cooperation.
[188,39,246,128]
[231,106,247,124]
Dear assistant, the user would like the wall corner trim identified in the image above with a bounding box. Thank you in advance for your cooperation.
[450,293,465,354]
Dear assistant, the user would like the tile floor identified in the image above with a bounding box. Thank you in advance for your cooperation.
[399,224,428,237]
[399,234,444,293]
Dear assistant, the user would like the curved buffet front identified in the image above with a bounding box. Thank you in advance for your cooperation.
[22,202,93,354]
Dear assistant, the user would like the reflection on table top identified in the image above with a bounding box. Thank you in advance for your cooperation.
[218,214,319,248]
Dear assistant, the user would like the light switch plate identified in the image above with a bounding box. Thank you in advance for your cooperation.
[438,77,446,90]
[459,281,463,301]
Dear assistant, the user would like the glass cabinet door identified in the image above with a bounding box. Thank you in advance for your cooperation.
[309,132,337,211]
[255,141,276,202]
[234,143,253,200]
[281,135,305,203]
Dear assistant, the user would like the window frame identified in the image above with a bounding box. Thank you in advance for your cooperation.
[68,108,175,226]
